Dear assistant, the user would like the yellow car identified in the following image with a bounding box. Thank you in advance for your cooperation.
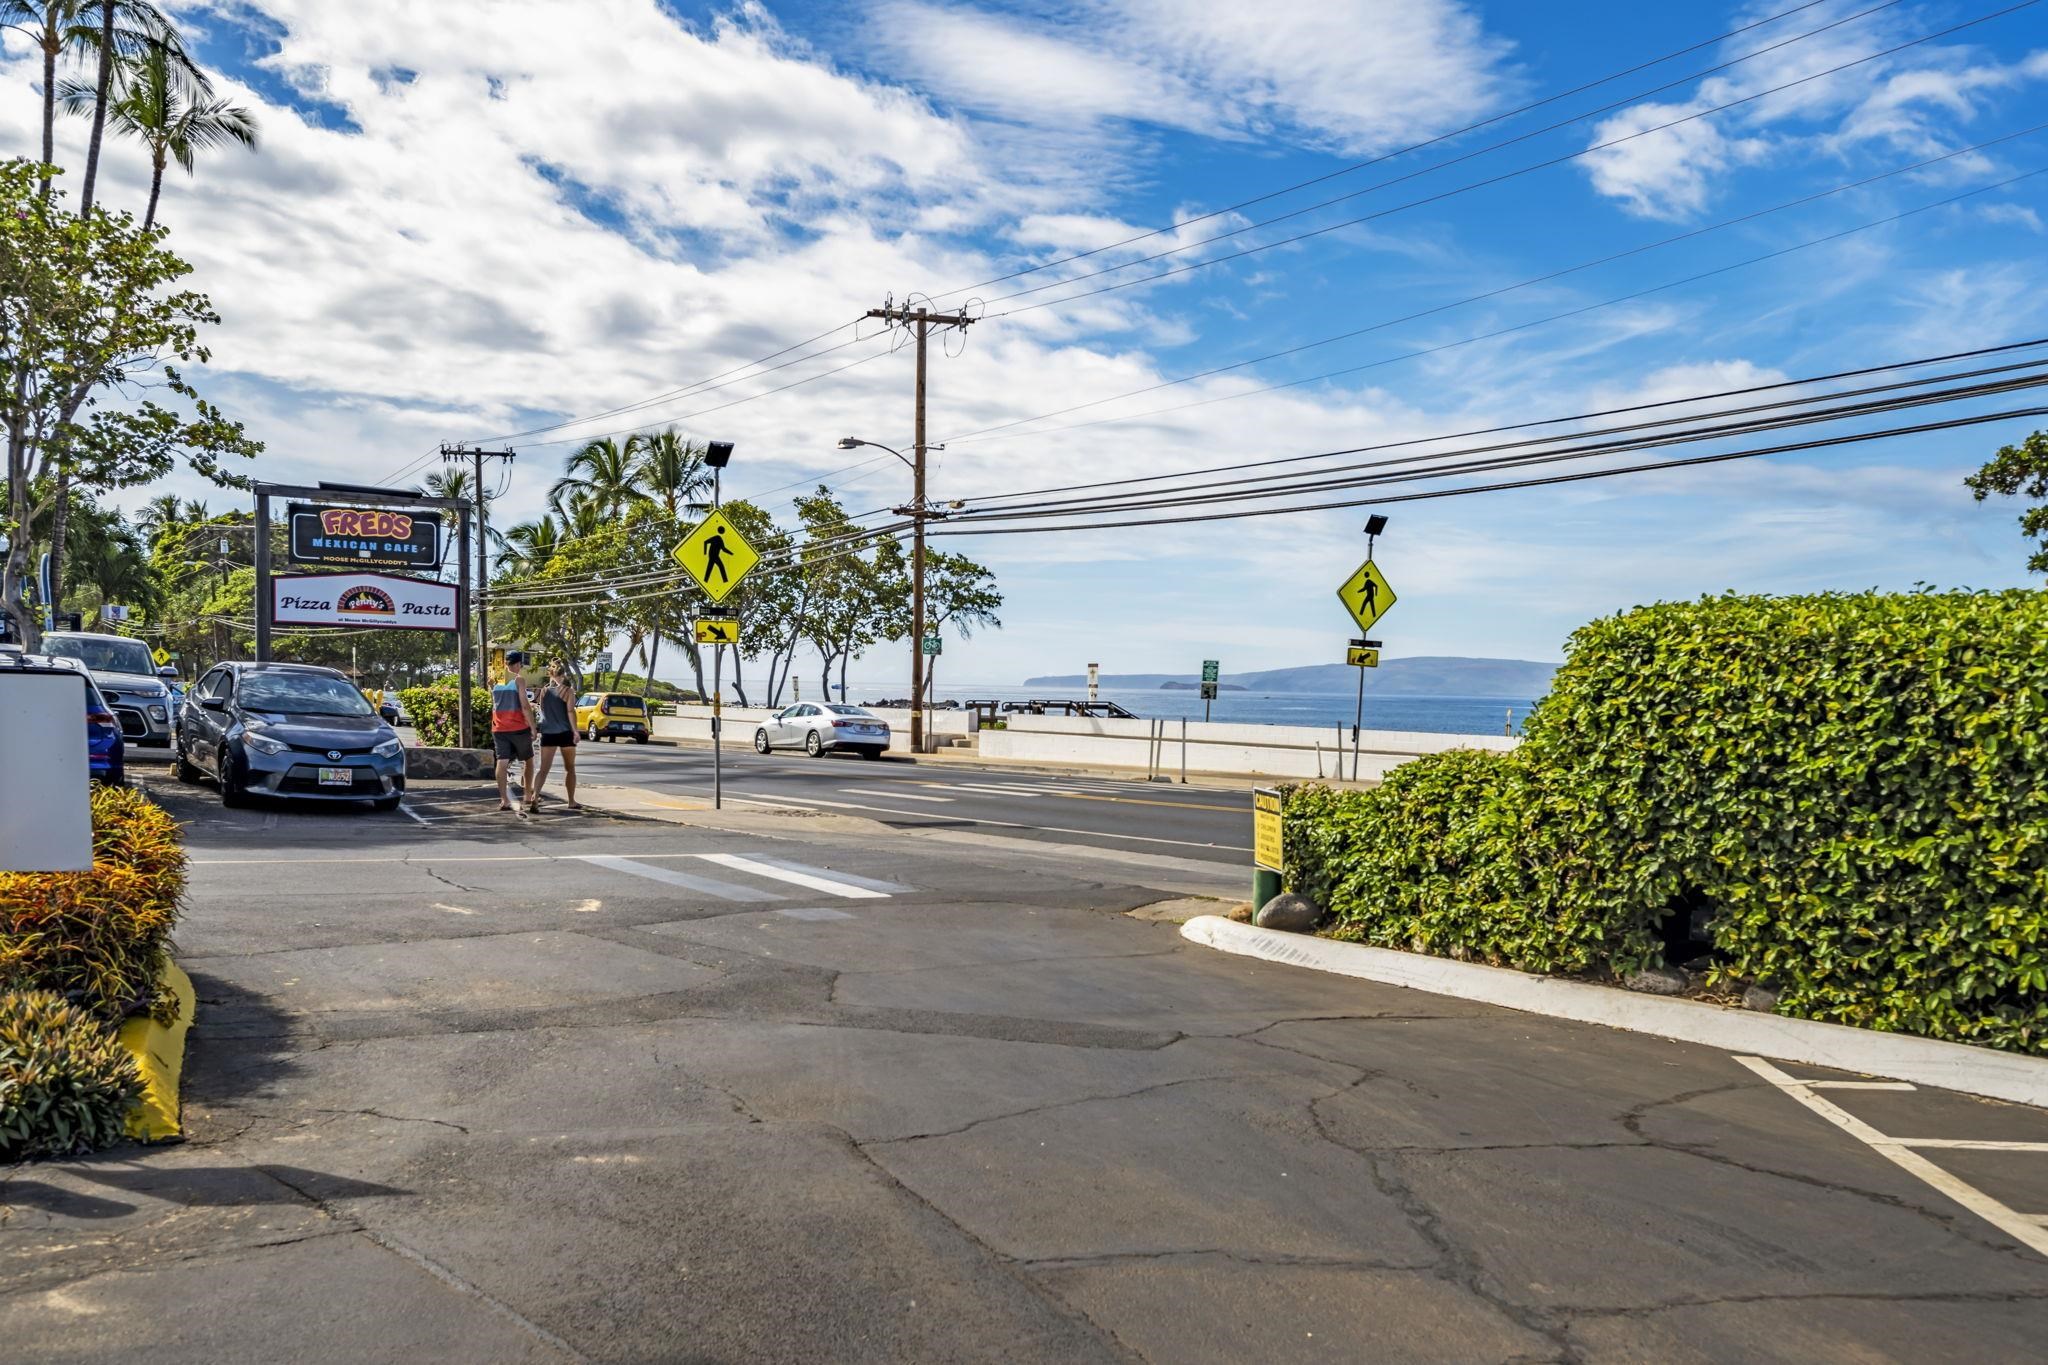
[575,691,650,743]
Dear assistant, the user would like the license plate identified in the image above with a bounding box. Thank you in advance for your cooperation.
[620,723,642,731]
[318,767,354,786]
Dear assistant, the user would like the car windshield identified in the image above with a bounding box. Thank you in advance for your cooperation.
[827,705,876,718]
[239,672,375,717]
[43,636,154,676]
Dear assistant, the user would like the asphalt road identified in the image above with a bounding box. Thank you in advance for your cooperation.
[5,773,2047,1362]
[566,739,1257,865]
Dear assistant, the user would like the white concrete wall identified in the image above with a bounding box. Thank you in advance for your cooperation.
[976,713,1517,780]
[652,705,975,754]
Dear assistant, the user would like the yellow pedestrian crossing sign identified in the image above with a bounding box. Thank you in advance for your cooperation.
[151,646,172,667]
[673,511,758,604]
[694,619,739,645]
[1347,646,1379,668]
[1336,558,1396,634]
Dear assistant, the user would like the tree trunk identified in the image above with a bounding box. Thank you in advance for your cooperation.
[730,648,748,707]
[80,2,115,214]
[685,639,706,700]
[38,42,57,199]
[144,153,166,229]
[838,649,850,702]
[644,630,662,700]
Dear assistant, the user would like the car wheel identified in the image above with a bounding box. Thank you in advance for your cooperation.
[634,734,649,744]
[174,743,202,784]
[587,721,600,742]
[805,730,824,757]
[373,794,402,812]
[754,729,771,754]
[220,751,250,808]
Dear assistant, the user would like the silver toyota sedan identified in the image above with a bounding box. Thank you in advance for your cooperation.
[753,703,891,759]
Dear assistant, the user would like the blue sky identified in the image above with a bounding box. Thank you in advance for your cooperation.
[7,0,2048,688]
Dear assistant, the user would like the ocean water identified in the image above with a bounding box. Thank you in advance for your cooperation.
[851,684,1538,738]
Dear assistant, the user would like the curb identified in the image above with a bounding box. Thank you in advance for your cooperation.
[1180,917,2048,1109]
[118,956,195,1142]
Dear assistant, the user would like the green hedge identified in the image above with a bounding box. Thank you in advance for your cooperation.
[399,676,490,749]
[1288,589,2048,1054]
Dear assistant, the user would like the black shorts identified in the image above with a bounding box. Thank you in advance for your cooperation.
[539,729,576,749]
[493,730,534,762]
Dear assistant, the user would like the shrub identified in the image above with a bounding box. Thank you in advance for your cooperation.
[0,785,185,1023]
[0,989,142,1160]
[400,675,490,749]
[1285,589,2048,1053]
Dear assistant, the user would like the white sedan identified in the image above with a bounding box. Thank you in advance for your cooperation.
[754,703,891,759]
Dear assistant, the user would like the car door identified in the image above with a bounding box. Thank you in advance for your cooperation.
[188,668,227,772]
[770,705,804,745]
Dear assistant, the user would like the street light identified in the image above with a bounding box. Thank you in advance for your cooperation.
[837,434,933,753]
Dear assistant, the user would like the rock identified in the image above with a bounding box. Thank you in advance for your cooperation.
[1742,984,1782,1013]
[1624,966,1689,996]
[1254,893,1321,933]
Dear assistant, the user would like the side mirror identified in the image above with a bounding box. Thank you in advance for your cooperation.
[198,696,225,711]
[157,666,178,680]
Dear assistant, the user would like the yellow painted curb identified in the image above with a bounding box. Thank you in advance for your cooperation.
[118,957,195,1142]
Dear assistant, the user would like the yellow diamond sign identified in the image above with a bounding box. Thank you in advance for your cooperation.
[673,512,758,604]
[1335,558,1396,634]
[151,646,172,667]
[694,618,739,645]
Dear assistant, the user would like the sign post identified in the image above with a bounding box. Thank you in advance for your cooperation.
[1252,787,1283,917]
[1335,523,1396,782]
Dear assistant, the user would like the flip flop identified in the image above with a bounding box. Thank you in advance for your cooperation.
[498,803,512,812]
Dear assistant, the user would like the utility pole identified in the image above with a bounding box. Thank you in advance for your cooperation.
[867,301,974,755]
[442,444,515,702]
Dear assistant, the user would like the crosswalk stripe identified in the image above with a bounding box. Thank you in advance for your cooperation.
[572,855,782,902]
[840,788,953,802]
[694,852,891,899]
[748,856,911,894]
[932,783,1045,797]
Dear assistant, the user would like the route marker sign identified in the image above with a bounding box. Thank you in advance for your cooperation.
[674,512,758,603]
[921,635,943,656]
[695,619,739,645]
[1253,788,1283,872]
[1201,659,1219,683]
[1336,558,1397,634]
[1347,646,1380,668]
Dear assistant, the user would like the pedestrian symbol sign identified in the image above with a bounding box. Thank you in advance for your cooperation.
[694,619,739,645]
[1335,559,1396,634]
[1347,646,1379,668]
[151,646,172,667]
[673,512,758,604]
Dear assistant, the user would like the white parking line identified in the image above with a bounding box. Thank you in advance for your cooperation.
[840,788,953,803]
[1734,1055,2048,1257]
[693,852,889,900]
[1808,1080,1918,1091]
[1891,1138,2048,1151]
[397,801,431,826]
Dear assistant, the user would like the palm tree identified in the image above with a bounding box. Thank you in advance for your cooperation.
[551,436,647,518]
[71,0,191,213]
[61,33,256,228]
[2,1,94,199]
[632,428,712,517]
[496,515,562,577]
[134,491,185,538]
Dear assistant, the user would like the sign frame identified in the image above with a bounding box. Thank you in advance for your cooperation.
[270,570,459,632]
[287,502,442,571]
[1253,787,1283,873]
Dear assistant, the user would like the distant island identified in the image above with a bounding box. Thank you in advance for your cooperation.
[1025,656,1559,698]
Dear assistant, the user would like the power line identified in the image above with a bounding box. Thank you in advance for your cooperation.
[929,0,1866,300]
[980,0,2038,320]
[938,161,2048,448]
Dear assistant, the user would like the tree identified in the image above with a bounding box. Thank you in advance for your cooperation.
[61,32,257,229]
[2,1,94,201]
[62,493,155,618]
[921,549,1001,701]
[1,163,261,648]
[632,427,711,517]
[551,435,645,518]
[72,1,190,214]
[1967,430,2048,574]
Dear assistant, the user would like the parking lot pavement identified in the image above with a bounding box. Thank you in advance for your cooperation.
[4,773,2045,1362]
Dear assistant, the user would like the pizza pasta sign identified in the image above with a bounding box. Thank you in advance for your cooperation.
[271,571,458,632]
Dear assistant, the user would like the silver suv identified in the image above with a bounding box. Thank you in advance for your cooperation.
[39,630,179,747]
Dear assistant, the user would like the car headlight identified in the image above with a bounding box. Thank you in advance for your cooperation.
[148,705,167,721]
[242,730,289,756]
[372,738,403,759]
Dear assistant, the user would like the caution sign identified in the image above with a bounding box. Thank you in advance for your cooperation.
[673,512,758,604]
[694,619,739,645]
[1253,788,1283,872]
[1347,646,1379,668]
[1335,558,1397,634]
[151,646,173,667]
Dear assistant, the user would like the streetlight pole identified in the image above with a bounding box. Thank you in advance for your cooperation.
[835,434,934,752]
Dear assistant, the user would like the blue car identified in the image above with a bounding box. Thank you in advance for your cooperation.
[175,661,406,810]
[6,653,124,783]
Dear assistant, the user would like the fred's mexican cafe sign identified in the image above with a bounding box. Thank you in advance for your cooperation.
[271,571,457,632]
